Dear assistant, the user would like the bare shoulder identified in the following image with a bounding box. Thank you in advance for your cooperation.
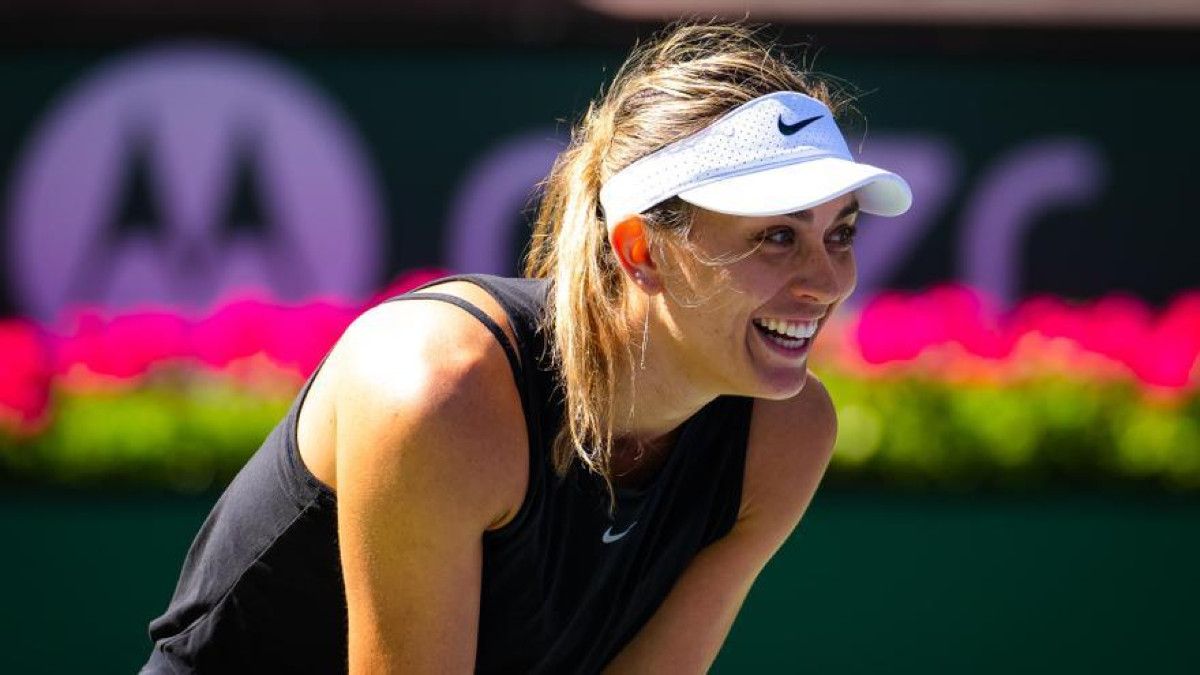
[320,282,530,531]
[737,373,837,534]
[325,284,531,670]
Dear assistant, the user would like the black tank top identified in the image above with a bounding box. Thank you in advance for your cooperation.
[142,274,753,674]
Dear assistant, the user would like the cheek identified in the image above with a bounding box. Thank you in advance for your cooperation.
[719,252,784,294]
[840,251,858,298]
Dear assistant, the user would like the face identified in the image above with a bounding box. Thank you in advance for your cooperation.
[653,192,859,400]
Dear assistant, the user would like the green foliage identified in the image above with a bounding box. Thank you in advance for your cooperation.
[822,369,1200,493]
[3,368,1199,494]
[0,375,292,493]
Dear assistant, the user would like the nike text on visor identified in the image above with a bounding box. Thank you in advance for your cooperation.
[598,91,913,230]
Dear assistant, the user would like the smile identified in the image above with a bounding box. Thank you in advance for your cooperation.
[751,317,818,353]
[753,317,817,338]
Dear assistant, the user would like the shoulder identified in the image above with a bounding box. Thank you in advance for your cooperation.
[735,373,837,541]
[339,278,525,385]
[326,282,529,531]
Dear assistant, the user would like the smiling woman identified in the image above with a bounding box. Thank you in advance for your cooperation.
[143,19,911,675]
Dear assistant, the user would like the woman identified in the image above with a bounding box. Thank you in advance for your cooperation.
[143,21,911,674]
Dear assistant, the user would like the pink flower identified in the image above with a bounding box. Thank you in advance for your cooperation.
[1080,295,1151,366]
[0,319,52,430]
[1132,293,1200,390]
[848,286,1200,393]
[856,292,924,363]
[190,298,280,370]
[54,310,191,379]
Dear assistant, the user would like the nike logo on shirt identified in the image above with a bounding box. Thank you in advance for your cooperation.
[601,522,638,544]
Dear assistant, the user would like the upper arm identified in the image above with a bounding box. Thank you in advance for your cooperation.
[329,299,527,674]
[736,373,838,544]
[604,376,837,674]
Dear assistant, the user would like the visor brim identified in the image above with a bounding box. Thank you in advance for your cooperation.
[677,156,912,218]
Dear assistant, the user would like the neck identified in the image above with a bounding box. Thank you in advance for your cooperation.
[609,295,717,447]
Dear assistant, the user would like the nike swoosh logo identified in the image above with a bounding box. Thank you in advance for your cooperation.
[601,521,638,544]
[778,114,822,136]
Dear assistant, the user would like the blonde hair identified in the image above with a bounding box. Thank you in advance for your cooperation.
[522,20,854,501]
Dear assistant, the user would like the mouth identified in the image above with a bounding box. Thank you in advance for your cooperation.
[751,317,818,356]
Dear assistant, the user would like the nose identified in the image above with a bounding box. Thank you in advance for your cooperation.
[788,240,851,304]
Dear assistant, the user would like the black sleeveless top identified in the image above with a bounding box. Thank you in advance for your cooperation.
[143,274,753,674]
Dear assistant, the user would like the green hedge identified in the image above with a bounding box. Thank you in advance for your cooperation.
[824,370,1200,493]
[3,363,1198,494]
[0,371,292,492]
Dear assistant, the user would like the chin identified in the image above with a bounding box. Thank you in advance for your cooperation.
[750,364,810,400]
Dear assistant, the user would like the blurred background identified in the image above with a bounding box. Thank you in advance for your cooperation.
[2,1,1198,673]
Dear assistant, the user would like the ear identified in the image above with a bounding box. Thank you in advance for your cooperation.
[609,215,662,294]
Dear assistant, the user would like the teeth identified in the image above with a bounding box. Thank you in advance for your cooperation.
[756,318,817,339]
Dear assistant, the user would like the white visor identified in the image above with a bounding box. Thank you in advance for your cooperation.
[599,91,912,228]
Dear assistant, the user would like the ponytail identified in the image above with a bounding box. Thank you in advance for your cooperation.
[525,99,632,499]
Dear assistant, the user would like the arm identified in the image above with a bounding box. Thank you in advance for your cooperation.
[603,375,838,674]
[329,299,527,674]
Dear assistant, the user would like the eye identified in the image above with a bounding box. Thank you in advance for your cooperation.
[756,226,795,248]
[827,223,858,251]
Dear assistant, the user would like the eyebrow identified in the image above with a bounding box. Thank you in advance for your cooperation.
[782,198,861,223]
